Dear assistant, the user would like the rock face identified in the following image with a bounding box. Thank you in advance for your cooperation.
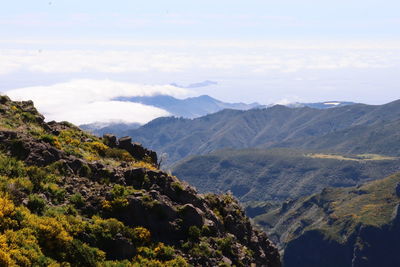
[0,96,281,266]
[283,230,353,267]
[252,171,400,267]
[284,218,400,267]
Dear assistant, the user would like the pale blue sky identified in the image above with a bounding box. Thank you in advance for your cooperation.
[1,0,400,39]
[1,1,400,124]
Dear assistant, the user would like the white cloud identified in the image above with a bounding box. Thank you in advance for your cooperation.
[0,40,399,76]
[6,79,190,125]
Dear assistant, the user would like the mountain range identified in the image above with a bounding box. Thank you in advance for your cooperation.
[114,94,261,119]
[81,94,355,137]
[81,94,262,136]
[124,99,400,165]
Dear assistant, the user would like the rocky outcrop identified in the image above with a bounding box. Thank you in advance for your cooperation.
[0,96,281,267]
[102,135,158,165]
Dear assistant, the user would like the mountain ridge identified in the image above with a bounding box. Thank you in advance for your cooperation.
[126,99,400,165]
[250,172,400,267]
[114,94,261,119]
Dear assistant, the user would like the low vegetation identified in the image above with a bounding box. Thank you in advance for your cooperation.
[173,148,400,202]
[0,96,281,266]
[307,153,397,162]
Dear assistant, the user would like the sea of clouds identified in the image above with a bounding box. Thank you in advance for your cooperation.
[6,79,189,125]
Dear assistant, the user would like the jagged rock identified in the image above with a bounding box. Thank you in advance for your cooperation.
[0,130,17,140]
[124,168,146,187]
[103,134,118,148]
[118,136,132,150]
[149,150,158,165]
[23,141,62,166]
[132,143,146,160]
[178,204,205,228]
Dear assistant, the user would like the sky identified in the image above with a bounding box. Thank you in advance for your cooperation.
[1,0,400,124]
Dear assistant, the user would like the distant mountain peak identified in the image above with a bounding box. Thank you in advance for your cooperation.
[113,94,261,119]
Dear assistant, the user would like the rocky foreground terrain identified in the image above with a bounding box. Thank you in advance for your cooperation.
[0,95,280,266]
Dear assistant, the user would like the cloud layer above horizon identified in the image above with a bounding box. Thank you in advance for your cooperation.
[6,79,190,125]
[1,40,400,108]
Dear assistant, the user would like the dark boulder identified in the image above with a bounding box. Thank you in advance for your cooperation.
[23,141,62,166]
[132,143,147,160]
[103,134,118,148]
[124,168,147,187]
[178,204,204,228]
[118,136,132,149]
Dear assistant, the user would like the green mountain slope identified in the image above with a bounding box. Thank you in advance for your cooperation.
[127,100,400,165]
[0,95,280,267]
[172,148,400,202]
[250,173,400,267]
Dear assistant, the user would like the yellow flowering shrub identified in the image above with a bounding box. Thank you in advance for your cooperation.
[133,227,151,244]
[88,141,108,154]
[0,196,17,229]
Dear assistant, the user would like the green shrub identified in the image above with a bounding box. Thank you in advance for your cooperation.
[21,112,37,122]
[154,243,175,261]
[43,183,66,204]
[40,134,57,145]
[46,161,71,176]
[27,194,46,214]
[216,235,235,257]
[201,225,214,236]
[27,166,48,191]
[70,193,85,208]
[104,148,134,161]
[111,184,127,198]
[188,226,201,241]
[189,241,213,258]
[65,239,105,267]
[171,181,184,193]
[0,154,26,178]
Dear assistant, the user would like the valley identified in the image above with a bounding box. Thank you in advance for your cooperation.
[172,148,400,202]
